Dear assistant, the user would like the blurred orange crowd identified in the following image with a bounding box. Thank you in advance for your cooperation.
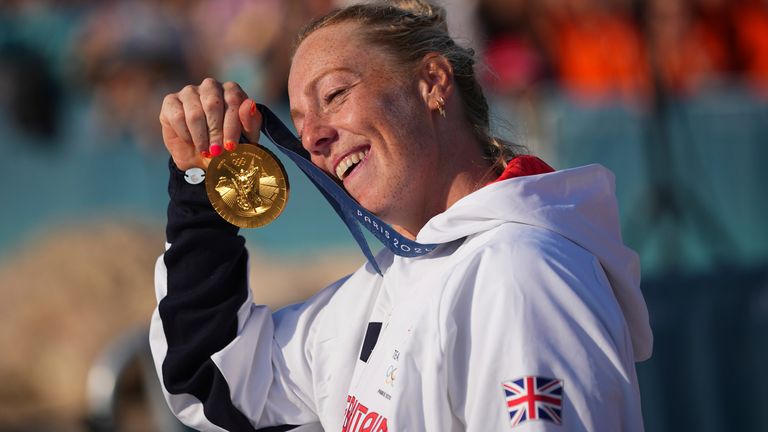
[479,0,768,103]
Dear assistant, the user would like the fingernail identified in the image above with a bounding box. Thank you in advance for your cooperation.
[224,141,237,151]
[210,143,223,157]
[201,150,212,158]
[249,101,257,116]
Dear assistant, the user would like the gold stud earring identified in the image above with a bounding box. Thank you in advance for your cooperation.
[437,96,446,118]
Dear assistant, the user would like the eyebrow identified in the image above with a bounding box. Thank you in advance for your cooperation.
[290,66,358,121]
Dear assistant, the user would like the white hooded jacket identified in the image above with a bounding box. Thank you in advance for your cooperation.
[150,162,652,432]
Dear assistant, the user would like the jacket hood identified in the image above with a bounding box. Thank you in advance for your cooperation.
[417,164,652,361]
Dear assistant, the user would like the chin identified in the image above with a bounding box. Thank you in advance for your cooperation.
[356,194,389,219]
[352,186,404,223]
[357,197,383,216]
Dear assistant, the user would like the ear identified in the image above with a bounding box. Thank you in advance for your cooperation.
[417,53,454,111]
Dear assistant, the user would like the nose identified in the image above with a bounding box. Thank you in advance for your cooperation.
[301,115,338,156]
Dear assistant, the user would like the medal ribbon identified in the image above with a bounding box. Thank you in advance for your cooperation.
[253,104,437,274]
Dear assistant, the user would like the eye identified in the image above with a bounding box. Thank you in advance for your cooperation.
[323,87,348,104]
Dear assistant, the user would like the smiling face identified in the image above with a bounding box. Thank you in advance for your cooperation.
[288,22,443,233]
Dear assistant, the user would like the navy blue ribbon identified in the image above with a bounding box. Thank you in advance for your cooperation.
[253,104,437,274]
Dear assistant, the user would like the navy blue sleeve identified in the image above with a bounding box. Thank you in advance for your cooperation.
[158,160,296,431]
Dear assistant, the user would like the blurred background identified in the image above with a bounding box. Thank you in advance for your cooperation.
[0,0,766,431]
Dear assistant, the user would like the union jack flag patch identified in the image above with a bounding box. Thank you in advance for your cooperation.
[502,376,564,428]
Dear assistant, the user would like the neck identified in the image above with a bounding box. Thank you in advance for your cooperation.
[392,122,494,239]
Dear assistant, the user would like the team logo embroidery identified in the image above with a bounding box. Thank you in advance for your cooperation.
[502,376,564,428]
[384,365,397,386]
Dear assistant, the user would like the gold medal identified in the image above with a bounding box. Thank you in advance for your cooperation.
[205,143,289,228]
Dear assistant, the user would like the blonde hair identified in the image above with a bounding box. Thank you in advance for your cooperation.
[296,0,522,173]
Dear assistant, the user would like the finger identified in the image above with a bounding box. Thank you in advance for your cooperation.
[177,85,210,155]
[160,94,206,170]
[200,78,225,156]
[239,99,262,145]
[222,81,248,151]
[159,93,193,145]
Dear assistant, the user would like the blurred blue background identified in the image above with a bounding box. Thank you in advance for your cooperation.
[0,0,766,431]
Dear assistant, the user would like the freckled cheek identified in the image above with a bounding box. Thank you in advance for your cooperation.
[337,93,379,132]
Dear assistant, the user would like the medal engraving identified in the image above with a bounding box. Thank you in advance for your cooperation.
[205,143,289,228]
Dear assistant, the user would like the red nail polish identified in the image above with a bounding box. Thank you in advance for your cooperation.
[201,150,212,158]
[249,101,257,116]
[224,141,237,151]
[210,144,222,157]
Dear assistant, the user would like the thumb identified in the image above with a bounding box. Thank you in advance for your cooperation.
[239,99,263,144]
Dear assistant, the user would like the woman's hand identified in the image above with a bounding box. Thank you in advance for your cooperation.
[159,78,264,170]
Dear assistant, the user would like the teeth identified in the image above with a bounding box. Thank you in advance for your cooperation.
[335,150,368,180]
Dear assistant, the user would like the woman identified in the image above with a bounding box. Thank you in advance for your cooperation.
[151,1,652,431]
